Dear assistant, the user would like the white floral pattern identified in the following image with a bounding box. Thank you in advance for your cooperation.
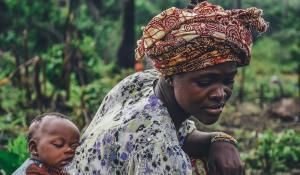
[67,69,197,175]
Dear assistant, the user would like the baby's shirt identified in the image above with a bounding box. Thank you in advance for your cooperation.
[12,159,66,175]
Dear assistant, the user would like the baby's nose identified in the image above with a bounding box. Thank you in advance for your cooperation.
[65,146,75,154]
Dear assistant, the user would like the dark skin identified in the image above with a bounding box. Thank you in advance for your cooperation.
[154,62,245,175]
[28,116,80,170]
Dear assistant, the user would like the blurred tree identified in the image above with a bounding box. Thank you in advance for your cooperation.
[117,0,135,68]
[86,0,102,22]
[0,1,8,34]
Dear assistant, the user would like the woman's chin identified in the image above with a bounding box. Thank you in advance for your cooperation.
[195,114,220,125]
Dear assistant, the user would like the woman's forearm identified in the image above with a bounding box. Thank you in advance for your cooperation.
[182,130,222,157]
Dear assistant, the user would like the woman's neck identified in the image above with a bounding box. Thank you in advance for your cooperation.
[154,77,190,129]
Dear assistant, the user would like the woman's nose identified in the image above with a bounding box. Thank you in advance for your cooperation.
[209,86,227,102]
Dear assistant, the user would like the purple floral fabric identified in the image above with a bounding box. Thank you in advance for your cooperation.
[67,69,196,175]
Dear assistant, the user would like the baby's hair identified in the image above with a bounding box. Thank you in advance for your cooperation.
[187,0,206,9]
[27,112,70,142]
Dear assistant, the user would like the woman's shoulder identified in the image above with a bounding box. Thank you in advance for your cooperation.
[80,69,162,140]
[94,69,160,116]
[117,69,160,88]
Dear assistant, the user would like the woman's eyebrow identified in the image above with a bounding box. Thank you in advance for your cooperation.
[195,70,238,77]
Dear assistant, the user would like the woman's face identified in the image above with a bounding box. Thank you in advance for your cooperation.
[172,62,237,125]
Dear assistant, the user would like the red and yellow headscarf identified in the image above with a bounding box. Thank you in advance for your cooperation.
[135,1,268,76]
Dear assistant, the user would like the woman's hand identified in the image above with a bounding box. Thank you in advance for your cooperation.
[182,130,245,175]
[208,142,245,175]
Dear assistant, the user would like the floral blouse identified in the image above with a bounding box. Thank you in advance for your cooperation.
[67,69,197,175]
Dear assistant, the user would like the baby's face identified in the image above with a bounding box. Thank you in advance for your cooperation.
[35,118,80,169]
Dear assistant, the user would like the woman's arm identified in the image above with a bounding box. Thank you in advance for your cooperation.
[182,129,217,157]
[182,130,245,175]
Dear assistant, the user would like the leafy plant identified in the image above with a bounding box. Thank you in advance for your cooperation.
[6,134,29,164]
[0,150,20,175]
[242,129,300,174]
[0,134,29,175]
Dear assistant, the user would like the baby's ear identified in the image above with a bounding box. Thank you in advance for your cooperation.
[29,140,38,156]
[165,76,174,87]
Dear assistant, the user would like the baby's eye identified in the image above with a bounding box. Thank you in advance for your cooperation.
[52,143,64,148]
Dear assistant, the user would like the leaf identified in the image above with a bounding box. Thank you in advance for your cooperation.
[0,150,20,175]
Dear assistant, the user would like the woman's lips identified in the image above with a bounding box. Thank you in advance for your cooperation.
[204,106,223,115]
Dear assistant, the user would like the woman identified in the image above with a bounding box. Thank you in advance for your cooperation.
[68,0,268,174]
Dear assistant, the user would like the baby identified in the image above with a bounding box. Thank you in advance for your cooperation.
[13,112,80,175]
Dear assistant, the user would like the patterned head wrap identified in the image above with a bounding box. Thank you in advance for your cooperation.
[135,1,268,76]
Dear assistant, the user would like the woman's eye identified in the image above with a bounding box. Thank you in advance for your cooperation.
[224,79,235,85]
[196,80,211,87]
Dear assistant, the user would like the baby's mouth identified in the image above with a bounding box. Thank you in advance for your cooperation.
[60,157,73,166]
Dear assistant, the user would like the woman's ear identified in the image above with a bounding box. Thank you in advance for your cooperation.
[165,76,174,87]
[29,140,38,157]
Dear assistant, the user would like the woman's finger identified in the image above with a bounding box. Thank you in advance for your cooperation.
[208,164,217,175]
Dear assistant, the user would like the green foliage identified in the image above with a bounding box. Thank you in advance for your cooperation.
[42,44,65,89]
[0,134,29,175]
[233,37,298,101]
[7,134,29,164]
[0,150,20,175]
[0,85,25,112]
[242,129,300,174]
[0,0,299,174]
[0,52,15,79]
